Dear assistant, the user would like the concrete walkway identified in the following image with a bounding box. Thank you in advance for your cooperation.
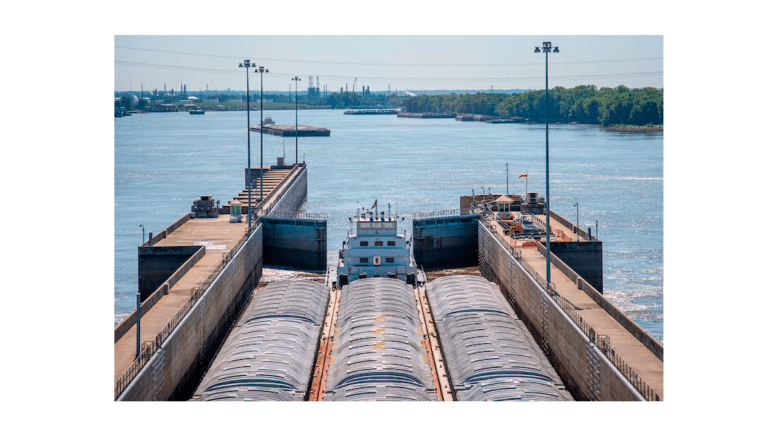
[114,165,303,386]
[490,212,664,400]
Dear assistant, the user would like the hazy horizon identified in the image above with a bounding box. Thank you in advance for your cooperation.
[115,35,663,94]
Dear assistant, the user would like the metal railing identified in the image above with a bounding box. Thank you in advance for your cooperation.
[254,165,306,220]
[479,215,660,401]
[262,211,328,220]
[411,209,471,219]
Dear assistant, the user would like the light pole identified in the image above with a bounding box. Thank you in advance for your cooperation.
[256,66,269,210]
[292,76,301,165]
[574,202,580,242]
[535,41,559,291]
[239,60,256,229]
[506,162,509,196]
[137,222,146,357]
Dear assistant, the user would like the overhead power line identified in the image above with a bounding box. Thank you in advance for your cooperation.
[114,45,662,68]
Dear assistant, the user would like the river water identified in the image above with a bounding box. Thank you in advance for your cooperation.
[114,109,663,342]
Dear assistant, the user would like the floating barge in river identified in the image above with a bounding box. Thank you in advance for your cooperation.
[344,109,400,115]
[397,112,456,119]
[251,124,330,137]
[456,114,525,123]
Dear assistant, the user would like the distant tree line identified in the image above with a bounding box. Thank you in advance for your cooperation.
[401,85,663,126]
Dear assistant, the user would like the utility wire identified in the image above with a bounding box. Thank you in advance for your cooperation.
[115,45,662,68]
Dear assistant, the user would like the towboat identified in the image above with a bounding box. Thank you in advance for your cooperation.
[336,202,419,287]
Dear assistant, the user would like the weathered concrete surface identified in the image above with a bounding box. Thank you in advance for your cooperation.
[118,225,263,401]
[137,246,202,301]
[115,164,307,401]
[114,214,249,384]
[479,219,663,401]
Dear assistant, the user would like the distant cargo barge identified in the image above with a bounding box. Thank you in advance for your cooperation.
[397,112,456,119]
[344,109,400,115]
[456,114,525,123]
[251,124,331,137]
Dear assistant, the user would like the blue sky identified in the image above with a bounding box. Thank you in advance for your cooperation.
[114,35,663,93]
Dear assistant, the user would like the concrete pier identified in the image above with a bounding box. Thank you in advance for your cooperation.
[114,164,308,400]
[478,210,663,401]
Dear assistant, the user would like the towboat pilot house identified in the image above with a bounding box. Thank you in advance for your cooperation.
[337,211,417,286]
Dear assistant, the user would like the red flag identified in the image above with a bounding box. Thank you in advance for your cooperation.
[518,173,528,178]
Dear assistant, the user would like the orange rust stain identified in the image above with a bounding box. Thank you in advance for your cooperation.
[421,339,443,401]
[372,341,386,351]
[309,337,333,401]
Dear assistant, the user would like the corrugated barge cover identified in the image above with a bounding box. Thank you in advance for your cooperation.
[192,280,328,401]
[426,276,572,401]
[325,278,438,401]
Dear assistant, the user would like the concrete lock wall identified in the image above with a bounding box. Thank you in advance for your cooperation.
[261,217,327,271]
[268,166,307,215]
[546,241,603,293]
[137,246,203,301]
[478,221,642,401]
[119,225,264,401]
[413,215,480,269]
[538,242,663,360]
[115,246,206,342]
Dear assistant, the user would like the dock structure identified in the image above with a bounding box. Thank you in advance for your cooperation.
[477,207,664,401]
[233,167,294,212]
[397,112,456,119]
[344,109,399,115]
[114,163,308,400]
[250,124,330,137]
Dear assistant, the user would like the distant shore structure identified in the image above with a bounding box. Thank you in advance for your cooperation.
[397,112,456,119]
[251,124,330,137]
[344,109,399,115]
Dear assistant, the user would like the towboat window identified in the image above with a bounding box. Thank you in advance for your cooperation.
[360,241,368,246]
[359,257,368,264]
[387,241,396,246]
[382,222,396,229]
[386,257,394,263]
[371,222,383,229]
[358,222,370,230]
[374,241,383,247]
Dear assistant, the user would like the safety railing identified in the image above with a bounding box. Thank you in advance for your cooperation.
[262,211,328,220]
[480,215,660,401]
[411,209,471,219]
[254,164,306,220]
